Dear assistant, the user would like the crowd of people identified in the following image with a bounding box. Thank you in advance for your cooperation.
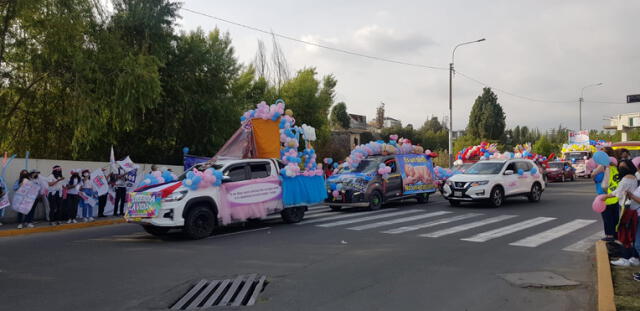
[594,147,640,281]
[0,165,130,229]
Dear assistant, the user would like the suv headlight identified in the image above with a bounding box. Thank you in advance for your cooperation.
[470,181,489,187]
[163,190,188,202]
[446,180,453,186]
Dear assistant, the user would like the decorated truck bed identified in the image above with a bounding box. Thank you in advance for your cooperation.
[125,100,327,239]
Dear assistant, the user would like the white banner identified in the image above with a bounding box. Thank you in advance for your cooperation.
[91,169,109,196]
[11,180,40,215]
[117,156,138,173]
[0,194,9,209]
[569,130,589,145]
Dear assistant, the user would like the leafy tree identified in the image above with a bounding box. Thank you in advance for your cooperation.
[467,87,506,140]
[533,135,558,156]
[422,116,444,133]
[453,135,481,154]
[330,102,350,129]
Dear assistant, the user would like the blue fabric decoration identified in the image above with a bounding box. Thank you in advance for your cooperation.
[281,175,327,206]
[594,172,605,195]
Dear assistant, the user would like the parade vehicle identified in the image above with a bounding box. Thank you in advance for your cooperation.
[612,141,640,158]
[545,161,575,182]
[326,155,437,210]
[443,159,545,207]
[326,138,438,211]
[125,100,327,239]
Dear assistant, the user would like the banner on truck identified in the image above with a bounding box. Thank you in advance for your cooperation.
[223,178,282,207]
[396,154,437,194]
[569,130,589,145]
[127,192,162,218]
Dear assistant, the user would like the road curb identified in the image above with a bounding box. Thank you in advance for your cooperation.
[0,218,126,237]
[595,240,616,311]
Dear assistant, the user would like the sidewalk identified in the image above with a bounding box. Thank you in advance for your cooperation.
[0,216,126,237]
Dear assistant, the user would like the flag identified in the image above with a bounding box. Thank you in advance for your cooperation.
[117,156,138,173]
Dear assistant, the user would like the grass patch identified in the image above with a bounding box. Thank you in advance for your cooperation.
[612,265,640,311]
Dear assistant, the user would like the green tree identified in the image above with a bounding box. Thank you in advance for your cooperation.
[467,87,506,140]
[533,135,558,156]
[422,116,444,133]
[453,135,481,155]
[330,102,350,129]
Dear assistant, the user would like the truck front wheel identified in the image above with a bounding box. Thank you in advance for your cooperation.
[281,206,306,223]
[183,205,216,239]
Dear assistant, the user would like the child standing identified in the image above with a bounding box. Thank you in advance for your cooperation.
[79,169,96,222]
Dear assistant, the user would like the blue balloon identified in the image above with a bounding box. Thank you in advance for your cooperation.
[240,116,246,122]
[182,147,190,155]
[517,169,524,176]
[333,163,339,168]
[186,171,194,179]
[530,167,538,175]
[593,151,609,166]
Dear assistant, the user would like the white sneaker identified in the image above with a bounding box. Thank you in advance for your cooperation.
[89,217,95,222]
[17,224,23,229]
[27,223,34,228]
[629,257,640,267]
[83,218,88,222]
[72,219,78,224]
[66,219,72,224]
[611,258,631,267]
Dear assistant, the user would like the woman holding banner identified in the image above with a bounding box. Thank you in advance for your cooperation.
[14,170,36,229]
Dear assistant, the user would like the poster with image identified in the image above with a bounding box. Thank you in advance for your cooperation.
[396,154,437,195]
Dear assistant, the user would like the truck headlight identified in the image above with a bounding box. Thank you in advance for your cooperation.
[163,190,188,202]
[470,181,489,187]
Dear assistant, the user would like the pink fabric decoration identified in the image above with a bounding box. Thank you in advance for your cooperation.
[609,157,617,166]
[632,157,640,169]
[592,194,607,213]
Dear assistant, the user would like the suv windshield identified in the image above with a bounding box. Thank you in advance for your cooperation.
[465,162,504,175]
[352,159,380,174]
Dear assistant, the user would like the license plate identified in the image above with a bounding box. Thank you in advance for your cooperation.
[454,191,462,197]
[333,195,342,201]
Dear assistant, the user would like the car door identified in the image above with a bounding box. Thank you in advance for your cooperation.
[502,161,520,196]
[515,161,533,193]
[384,158,402,198]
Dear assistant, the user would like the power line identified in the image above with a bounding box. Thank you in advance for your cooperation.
[181,7,449,71]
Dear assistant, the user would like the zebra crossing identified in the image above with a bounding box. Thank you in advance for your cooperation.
[272,205,602,252]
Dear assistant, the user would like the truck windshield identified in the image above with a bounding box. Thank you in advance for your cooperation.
[178,163,223,180]
[565,152,587,162]
[465,162,504,175]
[351,159,379,174]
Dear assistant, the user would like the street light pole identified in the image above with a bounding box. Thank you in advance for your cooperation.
[448,38,485,167]
[579,82,603,131]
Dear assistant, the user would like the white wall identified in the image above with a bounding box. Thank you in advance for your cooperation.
[1,158,184,223]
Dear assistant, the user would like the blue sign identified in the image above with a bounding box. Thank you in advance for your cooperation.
[396,154,437,194]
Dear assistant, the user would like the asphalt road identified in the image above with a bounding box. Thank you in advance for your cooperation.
[0,180,600,311]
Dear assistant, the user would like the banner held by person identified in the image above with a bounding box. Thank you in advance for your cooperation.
[11,180,40,214]
[91,169,109,196]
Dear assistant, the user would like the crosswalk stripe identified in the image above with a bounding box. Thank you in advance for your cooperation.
[303,211,337,220]
[509,219,597,248]
[296,209,389,225]
[562,231,604,252]
[348,211,452,231]
[317,210,423,228]
[419,215,517,238]
[381,213,482,234]
[461,217,556,242]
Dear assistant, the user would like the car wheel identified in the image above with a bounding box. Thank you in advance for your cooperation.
[528,182,542,202]
[143,225,170,237]
[368,191,383,210]
[416,193,430,204]
[449,199,461,207]
[183,205,216,240]
[281,206,306,223]
[330,205,342,211]
[489,187,504,208]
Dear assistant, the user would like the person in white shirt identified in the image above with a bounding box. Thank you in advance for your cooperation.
[64,169,82,223]
[112,167,127,216]
[47,165,65,225]
[79,169,95,222]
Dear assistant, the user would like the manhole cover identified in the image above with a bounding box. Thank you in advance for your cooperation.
[170,274,267,310]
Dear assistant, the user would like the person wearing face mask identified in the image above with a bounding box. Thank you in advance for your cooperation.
[30,169,50,223]
[64,169,82,224]
[79,169,96,222]
[47,165,65,225]
[14,169,37,229]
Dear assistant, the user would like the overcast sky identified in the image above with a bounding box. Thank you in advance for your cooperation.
[177,0,640,132]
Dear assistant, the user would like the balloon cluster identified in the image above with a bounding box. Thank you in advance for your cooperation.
[377,163,392,179]
[434,166,461,180]
[345,135,432,170]
[183,168,223,191]
[561,144,596,154]
[323,158,333,165]
[330,183,343,199]
[241,99,285,123]
[278,105,302,178]
[139,169,178,187]
[456,142,498,161]
[300,148,323,176]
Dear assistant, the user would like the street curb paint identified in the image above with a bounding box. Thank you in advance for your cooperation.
[595,240,616,311]
[0,218,126,238]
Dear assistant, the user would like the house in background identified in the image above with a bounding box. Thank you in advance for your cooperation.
[383,117,402,128]
[604,112,640,141]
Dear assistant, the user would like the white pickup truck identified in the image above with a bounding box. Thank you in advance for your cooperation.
[125,158,308,239]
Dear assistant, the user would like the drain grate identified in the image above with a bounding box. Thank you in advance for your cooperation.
[170,274,267,309]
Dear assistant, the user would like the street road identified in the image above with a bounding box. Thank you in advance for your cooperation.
[0,180,599,311]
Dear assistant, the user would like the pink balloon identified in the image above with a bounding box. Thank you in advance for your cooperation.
[586,158,597,170]
[592,194,607,213]
[609,157,618,166]
[632,157,640,169]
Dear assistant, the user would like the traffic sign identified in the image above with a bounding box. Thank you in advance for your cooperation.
[628,94,640,103]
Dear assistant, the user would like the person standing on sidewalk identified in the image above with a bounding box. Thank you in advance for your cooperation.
[97,167,109,218]
[30,169,50,223]
[64,169,82,224]
[600,158,620,242]
[47,165,65,225]
[112,167,127,216]
[14,170,37,229]
[79,169,95,222]
[0,175,7,226]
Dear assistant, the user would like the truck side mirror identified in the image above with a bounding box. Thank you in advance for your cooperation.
[504,170,514,175]
[222,175,232,183]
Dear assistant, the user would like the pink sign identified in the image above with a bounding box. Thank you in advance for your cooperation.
[218,176,282,224]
